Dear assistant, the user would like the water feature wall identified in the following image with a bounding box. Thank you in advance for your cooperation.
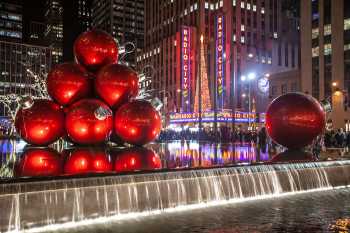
[1,161,350,232]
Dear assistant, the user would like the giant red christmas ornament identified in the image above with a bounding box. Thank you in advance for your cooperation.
[15,148,62,177]
[113,147,161,172]
[65,99,113,145]
[15,99,65,146]
[266,93,326,149]
[47,62,92,106]
[63,148,112,175]
[95,64,139,109]
[74,29,118,72]
[114,100,162,146]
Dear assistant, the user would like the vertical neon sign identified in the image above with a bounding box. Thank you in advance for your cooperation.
[216,15,225,109]
[181,26,191,112]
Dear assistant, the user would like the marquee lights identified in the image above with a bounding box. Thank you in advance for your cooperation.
[169,111,265,124]
[181,26,191,111]
[216,15,225,109]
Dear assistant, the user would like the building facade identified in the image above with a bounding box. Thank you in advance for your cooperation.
[0,41,52,116]
[139,0,299,126]
[44,0,63,64]
[0,0,22,42]
[301,0,350,130]
[63,0,92,61]
[91,0,144,67]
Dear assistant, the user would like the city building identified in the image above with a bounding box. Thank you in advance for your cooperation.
[0,41,52,117]
[63,0,92,61]
[44,0,63,64]
[268,70,300,100]
[139,0,299,128]
[0,0,23,42]
[26,21,46,45]
[301,0,350,130]
[91,0,144,67]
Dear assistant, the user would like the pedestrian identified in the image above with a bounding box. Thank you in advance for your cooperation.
[258,127,267,153]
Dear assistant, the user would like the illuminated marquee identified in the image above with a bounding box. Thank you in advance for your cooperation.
[169,111,262,124]
[181,26,191,111]
[216,15,225,109]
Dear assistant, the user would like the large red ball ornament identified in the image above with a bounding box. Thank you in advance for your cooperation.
[15,148,62,177]
[47,62,92,106]
[113,147,161,173]
[266,93,326,149]
[63,148,112,175]
[74,29,118,72]
[65,99,113,145]
[15,99,65,146]
[95,64,139,109]
[114,100,162,146]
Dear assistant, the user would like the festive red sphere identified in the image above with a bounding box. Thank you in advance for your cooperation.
[15,148,62,177]
[65,99,113,145]
[95,64,139,109]
[15,99,65,146]
[74,29,118,72]
[47,62,92,106]
[63,148,112,175]
[113,147,161,173]
[114,100,162,146]
[266,93,326,149]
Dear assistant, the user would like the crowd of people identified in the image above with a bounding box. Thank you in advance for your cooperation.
[158,127,350,156]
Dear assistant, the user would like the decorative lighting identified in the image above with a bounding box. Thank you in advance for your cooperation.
[248,72,256,80]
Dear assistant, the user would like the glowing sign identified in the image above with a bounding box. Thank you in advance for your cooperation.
[169,111,262,124]
[216,15,225,109]
[181,26,191,111]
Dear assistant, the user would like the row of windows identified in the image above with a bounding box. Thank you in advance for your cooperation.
[0,29,21,39]
[312,18,350,39]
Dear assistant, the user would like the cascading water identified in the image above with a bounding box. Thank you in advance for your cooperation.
[1,160,350,232]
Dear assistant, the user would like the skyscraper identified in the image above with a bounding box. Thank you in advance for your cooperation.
[0,41,52,117]
[91,0,144,67]
[139,0,299,123]
[63,0,92,61]
[44,0,63,64]
[301,0,350,130]
[0,0,22,42]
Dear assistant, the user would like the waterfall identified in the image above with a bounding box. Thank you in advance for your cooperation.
[1,160,350,232]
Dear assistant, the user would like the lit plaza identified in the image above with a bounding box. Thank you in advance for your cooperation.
[1,0,350,233]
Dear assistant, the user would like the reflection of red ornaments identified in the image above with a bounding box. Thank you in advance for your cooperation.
[114,100,162,146]
[114,147,161,172]
[65,99,113,145]
[15,100,65,146]
[63,148,112,175]
[266,93,325,149]
[96,64,138,109]
[74,29,118,72]
[15,148,62,177]
[47,63,92,106]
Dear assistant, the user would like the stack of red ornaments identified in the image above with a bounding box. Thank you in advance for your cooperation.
[15,29,162,146]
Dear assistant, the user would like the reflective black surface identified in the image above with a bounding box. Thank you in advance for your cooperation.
[47,188,350,233]
[0,139,272,180]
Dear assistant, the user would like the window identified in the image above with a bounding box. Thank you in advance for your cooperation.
[324,43,332,55]
[281,84,287,94]
[271,86,277,96]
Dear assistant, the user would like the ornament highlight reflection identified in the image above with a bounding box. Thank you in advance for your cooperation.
[15,148,62,177]
[113,147,161,172]
[63,148,112,175]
